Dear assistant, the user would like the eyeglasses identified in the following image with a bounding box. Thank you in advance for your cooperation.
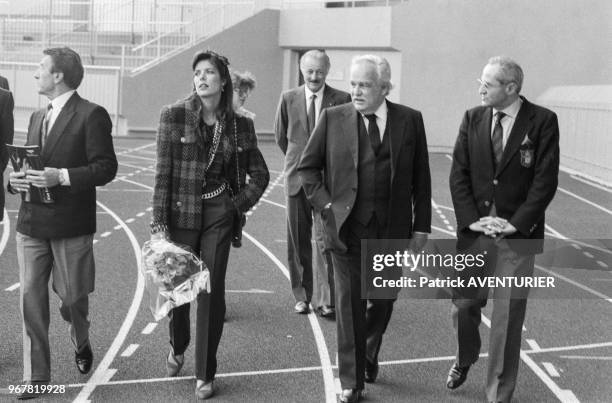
[477,78,512,90]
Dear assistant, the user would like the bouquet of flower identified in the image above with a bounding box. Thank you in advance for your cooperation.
[141,238,210,320]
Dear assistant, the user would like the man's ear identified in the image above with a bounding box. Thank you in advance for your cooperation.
[53,71,64,85]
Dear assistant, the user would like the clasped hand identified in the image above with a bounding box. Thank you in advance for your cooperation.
[9,168,61,192]
[469,216,517,238]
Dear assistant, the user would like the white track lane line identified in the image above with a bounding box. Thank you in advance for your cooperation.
[569,174,612,193]
[542,362,561,377]
[242,231,336,403]
[141,323,157,335]
[557,187,612,216]
[73,201,145,402]
[535,264,612,304]
[260,198,286,209]
[560,356,612,360]
[4,283,19,291]
[115,143,156,156]
[118,154,156,162]
[115,177,154,190]
[118,161,156,173]
[120,344,139,357]
[0,209,10,256]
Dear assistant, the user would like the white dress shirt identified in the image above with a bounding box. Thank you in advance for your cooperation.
[492,97,523,149]
[47,90,76,186]
[304,84,325,123]
[360,100,388,142]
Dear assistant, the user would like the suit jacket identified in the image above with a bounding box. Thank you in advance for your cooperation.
[151,94,269,232]
[449,96,559,254]
[298,100,432,252]
[274,84,351,196]
[0,75,9,91]
[16,92,118,239]
[0,88,15,216]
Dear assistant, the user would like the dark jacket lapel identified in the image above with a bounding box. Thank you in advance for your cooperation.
[496,97,534,175]
[476,107,495,173]
[386,100,403,186]
[41,93,79,158]
[341,105,359,169]
[26,110,45,147]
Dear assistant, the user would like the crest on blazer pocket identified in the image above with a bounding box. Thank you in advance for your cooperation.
[519,133,534,168]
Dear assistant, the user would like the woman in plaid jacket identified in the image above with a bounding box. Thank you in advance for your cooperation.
[150,50,269,400]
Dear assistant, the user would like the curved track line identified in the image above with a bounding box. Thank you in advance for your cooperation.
[73,201,145,402]
[242,231,336,403]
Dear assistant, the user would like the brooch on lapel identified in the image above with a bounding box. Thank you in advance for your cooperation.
[519,133,534,168]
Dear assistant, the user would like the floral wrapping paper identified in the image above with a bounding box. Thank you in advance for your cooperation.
[141,238,210,321]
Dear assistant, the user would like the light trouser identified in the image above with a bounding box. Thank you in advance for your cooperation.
[16,231,94,381]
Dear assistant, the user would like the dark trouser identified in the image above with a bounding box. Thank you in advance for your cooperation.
[168,191,235,382]
[452,237,535,403]
[286,188,313,303]
[332,215,395,390]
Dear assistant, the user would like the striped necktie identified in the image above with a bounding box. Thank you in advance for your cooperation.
[41,103,53,146]
[491,111,505,168]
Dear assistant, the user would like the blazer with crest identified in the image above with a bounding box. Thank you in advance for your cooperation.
[298,100,432,252]
[16,92,117,239]
[274,84,351,196]
[151,94,269,232]
[449,96,559,254]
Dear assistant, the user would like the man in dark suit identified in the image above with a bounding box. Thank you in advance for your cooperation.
[448,56,559,403]
[299,55,431,402]
[8,47,117,398]
[0,86,14,222]
[0,74,9,90]
[275,50,351,316]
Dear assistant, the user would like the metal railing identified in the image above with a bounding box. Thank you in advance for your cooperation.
[1,1,406,71]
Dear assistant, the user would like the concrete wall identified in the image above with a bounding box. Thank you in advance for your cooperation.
[276,0,611,151]
[122,9,282,134]
[391,0,612,149]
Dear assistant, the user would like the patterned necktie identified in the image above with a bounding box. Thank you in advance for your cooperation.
[366,114,381,153]
[41,103,53,146]
[307,94,317,133]
[491,111,505,168]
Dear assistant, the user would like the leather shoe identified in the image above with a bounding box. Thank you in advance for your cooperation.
[315,305,335,319]
[365,359,379,383]
[75,343,93,374]
[446,362,470,389]
[16,381,49,400]
[166,349,184,377]
[339,388,362,403]
[195,379,214,400]
[294,301,309,314]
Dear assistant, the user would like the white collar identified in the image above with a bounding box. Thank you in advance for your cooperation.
[362,99,388,121]
[50,90,76,111]
[493,97,522,120]
[305,84,325,100]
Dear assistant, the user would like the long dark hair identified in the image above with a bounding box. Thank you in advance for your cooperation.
[192,50,234,118]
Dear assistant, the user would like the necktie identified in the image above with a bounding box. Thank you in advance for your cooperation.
[41,103,53,146]
[307,94,317,133]
[365,114,381,153]
[491,111,505,168]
